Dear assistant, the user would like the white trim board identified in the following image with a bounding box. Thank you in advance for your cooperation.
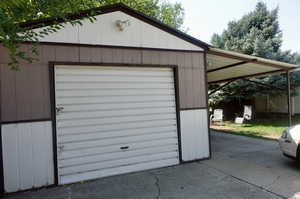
[1,121,54,193]
[35,11,203,51]
[180,109,209,161]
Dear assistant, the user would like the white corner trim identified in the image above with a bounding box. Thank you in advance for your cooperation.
[180,109,209,161]
[1,121,54,193]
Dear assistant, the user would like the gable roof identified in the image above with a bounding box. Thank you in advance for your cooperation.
[18,3,298,80]
[19,3,210,50]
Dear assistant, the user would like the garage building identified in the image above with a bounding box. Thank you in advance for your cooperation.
[0,3,297,194]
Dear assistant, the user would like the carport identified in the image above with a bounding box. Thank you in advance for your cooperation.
[206,47,298,125]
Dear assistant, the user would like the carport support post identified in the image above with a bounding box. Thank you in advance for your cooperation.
[287,71,292,126]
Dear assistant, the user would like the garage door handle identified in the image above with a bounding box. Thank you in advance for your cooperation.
[120,146,129,150]
[56,106,64,114]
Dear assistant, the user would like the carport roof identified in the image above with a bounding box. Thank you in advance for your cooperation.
[207,48,298,84]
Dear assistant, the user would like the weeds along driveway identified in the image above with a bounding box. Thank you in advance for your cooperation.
[4,131,299,199]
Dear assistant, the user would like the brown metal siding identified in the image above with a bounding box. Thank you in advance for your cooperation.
[0,44,206,122]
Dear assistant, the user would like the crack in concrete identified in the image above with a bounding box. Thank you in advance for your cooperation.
[149,172,161,199]
[154,175,161,199]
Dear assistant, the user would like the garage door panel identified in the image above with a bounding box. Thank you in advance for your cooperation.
[56,88,175,97]
[56,66,173,76]
[57,74,174,80]
[55,65,179,184]
[58,101,176,112]
[57,120,177,135]
[56,82,174,90]
[58,126,177,143]
[58,131,178,151]
[56,95,175,105]
[57,107,176,120]
[56,75,173,83]
[59,151,179,176]
[60,158,179,185]
[59,138,179,159]
[58,145,178,167]
[57,114,176,128]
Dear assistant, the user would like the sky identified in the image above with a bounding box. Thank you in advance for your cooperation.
[168,0,300,53]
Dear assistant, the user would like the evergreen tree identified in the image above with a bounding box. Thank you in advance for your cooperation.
[210,2,300,105]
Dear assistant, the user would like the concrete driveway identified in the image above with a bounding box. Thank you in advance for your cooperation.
[207,131,300,199]
[5,131,300,199]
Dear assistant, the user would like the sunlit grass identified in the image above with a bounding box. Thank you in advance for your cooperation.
[211,117,300,140]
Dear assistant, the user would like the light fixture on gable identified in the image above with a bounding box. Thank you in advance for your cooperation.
[115,20,131,31]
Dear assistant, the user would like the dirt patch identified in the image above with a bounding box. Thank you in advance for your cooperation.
[210,125,234,131]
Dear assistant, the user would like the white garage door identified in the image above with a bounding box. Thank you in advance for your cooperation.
[55,65,179,184]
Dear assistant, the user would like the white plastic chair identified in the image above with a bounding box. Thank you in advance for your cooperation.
[210,109,223,125]
[243,105,252,121]
[235,105,252,124]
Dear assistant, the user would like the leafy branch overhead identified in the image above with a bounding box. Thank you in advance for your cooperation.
[0,0,185,69]
[210,1,300,105]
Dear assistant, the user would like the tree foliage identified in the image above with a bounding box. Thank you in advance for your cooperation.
[0,0,184,69]
[100,0,184,30]
[0,0,99,69]
[210,2,300,106]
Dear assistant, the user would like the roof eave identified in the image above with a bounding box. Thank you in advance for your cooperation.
[208,47,298,70]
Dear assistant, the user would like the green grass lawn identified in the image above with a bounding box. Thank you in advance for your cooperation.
[211,117,300,140]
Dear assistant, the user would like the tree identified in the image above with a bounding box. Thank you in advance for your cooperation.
[210,1,300,106]
[0,0,99,69]
[100,0,184,30]
[0,0,184,69]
